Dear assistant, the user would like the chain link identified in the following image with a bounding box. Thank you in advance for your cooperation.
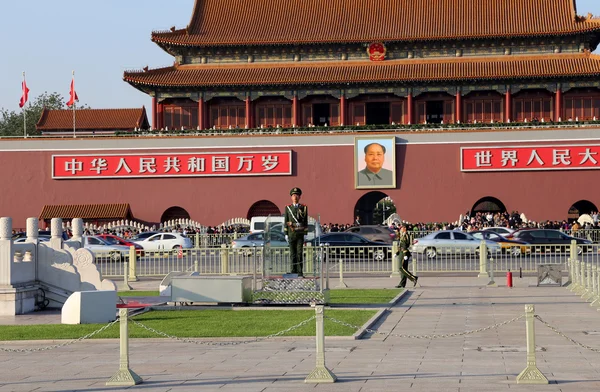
[535,315,600,353]
[0,319,119,353]
[325,314,524,339]
[130,315,316,346]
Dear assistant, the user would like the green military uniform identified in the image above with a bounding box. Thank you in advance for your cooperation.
[397,230,418,288]
[284,187,308,276]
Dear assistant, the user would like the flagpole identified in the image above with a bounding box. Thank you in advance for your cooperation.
[72,71,76,139]
[22,72,27,139]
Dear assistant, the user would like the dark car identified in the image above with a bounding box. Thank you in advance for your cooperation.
[344,225,396,244]
[308,232,393,261]
[506,229,592,254]
[96,234,145,257]
[12,230,68,241]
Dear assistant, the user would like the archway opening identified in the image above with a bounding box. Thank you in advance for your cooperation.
[247,200,281,220]
[160,206,190,223]
[353,192,396,225]
[470,197,507,215]
[568,200,598,222]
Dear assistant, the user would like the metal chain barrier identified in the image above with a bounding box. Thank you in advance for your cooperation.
[535,315,600,353]
[130,315,316,346]
[325,314,524,339]
[0,319,119,353]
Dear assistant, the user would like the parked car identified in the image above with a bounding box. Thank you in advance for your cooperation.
[130,231,160,241]
[470,230,528,256]
[134,232,193,251]
[482,227,516,237]
[14,236,50,243]
[344,225,396,244]
[12,230,69,240]
[411,230,501,259]
[82,235,131,261]
[307,232,392,261]
[231,231,288,249]
[506,229,592,254]
[96,234,145,256]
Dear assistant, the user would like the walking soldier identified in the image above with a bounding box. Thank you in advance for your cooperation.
[395,224,418,288]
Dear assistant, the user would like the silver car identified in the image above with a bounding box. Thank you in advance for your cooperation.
[231,231,288,249]
[411,230,501,259]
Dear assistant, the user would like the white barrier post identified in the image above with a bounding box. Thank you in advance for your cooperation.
[478,241,489,278]
[106,308,143,386]
[128,246,138,282]
[336,260,348,288]
[516,304,548,384]
[390,241,400,277]
[122,262,132,291]
[305,305,337,383]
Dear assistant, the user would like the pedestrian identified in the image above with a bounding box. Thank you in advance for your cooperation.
[395,224,418,288]
[284,187,308,277]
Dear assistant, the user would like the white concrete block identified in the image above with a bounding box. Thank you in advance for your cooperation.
[61,290,117,324]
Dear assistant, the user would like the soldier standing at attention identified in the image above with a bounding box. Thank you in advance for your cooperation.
[395,224,418,288]
[284,187,308,276]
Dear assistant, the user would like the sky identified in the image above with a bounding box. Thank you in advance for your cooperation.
[1,0,600,113]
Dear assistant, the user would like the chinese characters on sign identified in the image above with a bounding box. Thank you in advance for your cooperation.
[461,145,600,172]
[52,151,292,179]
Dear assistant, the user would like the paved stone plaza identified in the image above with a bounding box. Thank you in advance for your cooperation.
[1,276,599,391]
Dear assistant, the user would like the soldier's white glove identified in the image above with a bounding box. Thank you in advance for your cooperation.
[404,256,409,260]
[285,235,289,242]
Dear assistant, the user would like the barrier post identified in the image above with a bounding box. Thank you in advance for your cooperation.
[195,232,200,248]
[336,259,348,288]
[577,256,587,295]
[128,246,138,282]
[516,304,548,384]
[220,244,229,274]
[122,261,132,291]
[305,244,314,276]
[478,241,489,278]
[390,241,400,277]
[487,255,497,287]
[305,305,337,384]
[583,261,594,300]
[106,308,143,386]
[590,266,600,307]
[194,259,199,273]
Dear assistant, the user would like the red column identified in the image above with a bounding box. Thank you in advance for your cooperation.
[158,103,164,129]
[340,95,347,126]
[505,89,512,123]
[455,93,462,124]
[152,97,158,129]
[555,88,562,122]
[198,98,204,130]
[292,95,299,126]
[407,93,414,124]
[245,97,252,129]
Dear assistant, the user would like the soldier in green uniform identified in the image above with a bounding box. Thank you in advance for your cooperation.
[395,224,418,288]
[284,187,308,276]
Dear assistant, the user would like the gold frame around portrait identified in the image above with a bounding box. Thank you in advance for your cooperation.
[354,136,396,190]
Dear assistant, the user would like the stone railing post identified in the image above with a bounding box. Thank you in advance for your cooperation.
[516,305,548,384]
[106,308,142,386]
[478,241,489,278]
[0,217,13,286]
[50,218,63,250]
[305,243,314,276]
[71,218,83,243]
[26,217,39,280]
[128,246,138,282]
[305,305,337,383]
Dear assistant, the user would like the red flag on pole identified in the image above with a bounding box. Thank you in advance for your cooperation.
[19,77,29,108]
[66,76,79,107]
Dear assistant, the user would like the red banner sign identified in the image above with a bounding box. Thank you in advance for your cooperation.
[52,151,292,179]
[461,145,600,172]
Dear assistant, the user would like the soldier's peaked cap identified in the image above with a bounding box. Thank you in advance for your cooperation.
[290,187,302,196]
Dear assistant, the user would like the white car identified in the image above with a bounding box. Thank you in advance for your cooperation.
[134,233,193,251]
[82,235,131,261]
[482,227,516,237]
[411,230,501,258]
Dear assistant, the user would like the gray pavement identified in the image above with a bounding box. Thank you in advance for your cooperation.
[1,275,600,391]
